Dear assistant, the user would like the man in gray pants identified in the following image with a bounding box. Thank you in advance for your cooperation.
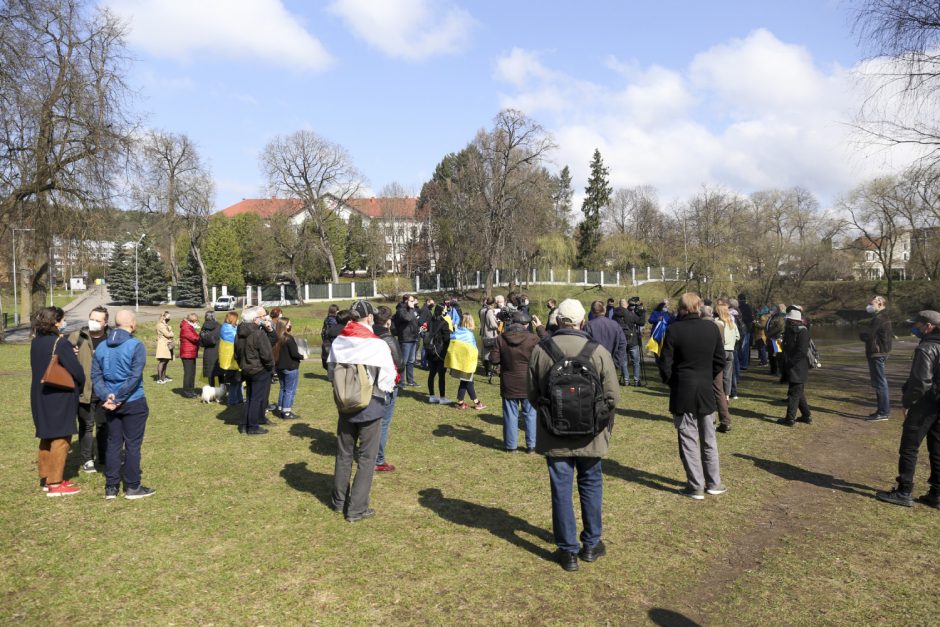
[657,292,727,499]
[327,300,398,522]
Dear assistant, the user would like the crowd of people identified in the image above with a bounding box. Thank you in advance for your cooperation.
[27,287,940,570]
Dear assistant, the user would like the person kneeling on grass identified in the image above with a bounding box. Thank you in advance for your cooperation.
[446,314,485,410]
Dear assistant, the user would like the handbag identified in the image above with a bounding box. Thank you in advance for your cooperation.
[41,336,76,390]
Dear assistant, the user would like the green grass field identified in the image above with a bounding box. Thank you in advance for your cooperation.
[1,320,938,624]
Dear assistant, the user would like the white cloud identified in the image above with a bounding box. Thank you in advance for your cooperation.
[494,31,926,210]
[106,0,333,71]
[329,0,475,61]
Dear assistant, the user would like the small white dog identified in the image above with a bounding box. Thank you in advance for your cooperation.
[200,383,228,404]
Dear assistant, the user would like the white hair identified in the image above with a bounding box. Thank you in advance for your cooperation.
[241,306,261,324]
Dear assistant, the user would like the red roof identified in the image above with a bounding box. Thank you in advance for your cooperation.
[216,198,303,219]
[216,196,417,221]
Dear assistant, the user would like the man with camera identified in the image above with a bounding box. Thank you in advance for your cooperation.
[489,310,540,453]
[612,297,645,386]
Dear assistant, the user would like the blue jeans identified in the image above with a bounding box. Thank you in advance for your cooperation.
[868,356,890,415]
[738,332,751,369]
[225,371,243,404]
[757,341,768,365]
[276,368,299,411]
[105,398,149,490]
[401,342,417,384]
[547,457,603,553]
[376,388,398,465]
[626,344,641,383]
[502,398,536,450]
[731,349,740,395]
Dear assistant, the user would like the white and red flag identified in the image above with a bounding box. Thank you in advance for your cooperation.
[328,322,398,393]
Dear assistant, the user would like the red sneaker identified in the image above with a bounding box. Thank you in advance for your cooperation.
[473,402,486,410]
[46,482,81,497]
[374,463,396,472]
[42,479,78,492]
[455,402,470,410]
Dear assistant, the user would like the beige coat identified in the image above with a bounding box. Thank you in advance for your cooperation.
[527,330,620,457]
[155,320,174,360]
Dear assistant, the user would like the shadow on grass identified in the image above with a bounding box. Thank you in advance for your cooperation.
[280,461,333,508]
[648,608,701,627]
[418,488,553,560]
[603,459,684,493]
[433,423,505,451]
[734,453,876,498]
[288,422,337,456]
[214,404,243,426]
[619,407,671,422]
[477,412,503,426]
[302,371,329,382]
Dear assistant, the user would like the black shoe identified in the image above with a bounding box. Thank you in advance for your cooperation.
[246,427,269,435]
[258,417,272,425]
[237,426,246,434]
[346,508,376,522]
[281,411,299,420]
[777,418,796,427]
[796,415,813,424]
[876,487,913,507]
[716,423,730,433]
[104,485,119,500]
[505,448,518,453]
[526,447,536,454]
[555,549,579,572]
[267,403,278,412]
[916,492,940,509]
[270,408,283,418]
[124,485,156,500]
[865,414,889,422]
[578,540,606,563]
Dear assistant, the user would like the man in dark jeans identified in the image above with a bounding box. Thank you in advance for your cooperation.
[876,310,940,509]
[860,295,893,421]
[69,306,110,474]
[777,309,812,427]
[737,293,754,370]
[235,306,274,435]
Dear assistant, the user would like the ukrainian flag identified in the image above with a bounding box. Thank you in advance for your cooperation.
[445,326,478,378]
[771,338,783,354]
[646,319,667,357]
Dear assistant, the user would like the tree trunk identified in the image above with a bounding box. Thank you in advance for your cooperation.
[191,240,209,305]
[484,268,494,298]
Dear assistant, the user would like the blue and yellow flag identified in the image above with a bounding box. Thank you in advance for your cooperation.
[646,319,667,357]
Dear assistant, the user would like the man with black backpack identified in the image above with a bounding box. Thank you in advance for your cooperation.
[527,299,619,572]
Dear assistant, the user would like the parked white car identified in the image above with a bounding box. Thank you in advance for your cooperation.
[214,295,237,311]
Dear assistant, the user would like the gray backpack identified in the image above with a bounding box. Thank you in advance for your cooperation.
[332,363,373,414]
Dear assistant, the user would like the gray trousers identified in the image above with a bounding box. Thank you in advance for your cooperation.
[674,412,721,492]
[332,417,382,518]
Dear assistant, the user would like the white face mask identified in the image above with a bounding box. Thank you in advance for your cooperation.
[866,304,877,314]
[87,319,103,332]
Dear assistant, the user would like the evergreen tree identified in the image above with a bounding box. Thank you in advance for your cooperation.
[137,237,169,304]
[176,249,204,305]
[553,165,575,234]
[344,213,368,272]
[577,149,611,268]
[106,244,133,304]
[202,217,245,293]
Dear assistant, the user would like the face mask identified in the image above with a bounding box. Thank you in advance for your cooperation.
[58,323,67,334]
[865,304,877,314]
[912,326,924,338]
[87,320,102,332]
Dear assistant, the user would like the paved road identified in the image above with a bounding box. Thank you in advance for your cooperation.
[2,286,215,343]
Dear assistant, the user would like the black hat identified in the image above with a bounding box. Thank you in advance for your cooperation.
[350,300,376,320]
[511,310,532,326]
[906,310,940,326]
[628,295,640,303]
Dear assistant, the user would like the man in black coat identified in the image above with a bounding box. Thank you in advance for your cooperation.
[860,295,893,421]
[876,310,940,508]
[611,298,644,386]
[657,292,726,500]
[234,306,275,435]
[393,295,420,386]
[777,309,812,426]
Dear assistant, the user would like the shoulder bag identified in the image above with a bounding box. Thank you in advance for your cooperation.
[41,336,76,390]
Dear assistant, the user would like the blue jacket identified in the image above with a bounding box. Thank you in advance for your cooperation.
[92,328,146,404]
[585,315,627,364]
[649,309,674,328]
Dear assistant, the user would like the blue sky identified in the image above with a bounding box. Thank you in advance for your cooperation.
[103,0,915,212]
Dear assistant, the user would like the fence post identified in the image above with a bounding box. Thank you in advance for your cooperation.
[600,271,605,285]
[415,274,421,292]
[730,272,733,282]
[616,271,620,286]
[246,285,252,306]
[373,280,377,297]
[647,266,651,281]
[212,286,217,304]
[222,284,228,296]
[476,271,480,289]
[351,282,357,299]
[278,284,285,304]
[495,269,500,286]
[436,274,441,292]
[327,283,333,301]
[550,268,554,283]
[167,286,173,303]
[257,285,262,305]
[631,267,636,285]
[675,267,679,280]
[304,284,310,301]
[567,268,571,284]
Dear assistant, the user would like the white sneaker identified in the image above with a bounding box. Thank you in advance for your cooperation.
[706,485,728,495]
[428,395,439,403]
[82,460,97,474]
[438,397,453,405]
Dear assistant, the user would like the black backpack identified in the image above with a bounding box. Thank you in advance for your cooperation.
[427,320,447,360]
[537,338,612,437]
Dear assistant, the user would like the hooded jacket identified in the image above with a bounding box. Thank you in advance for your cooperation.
[490,324,539,399]
[91,328,146,405]
[179,320,200,359]
[235,321,274,377]
[902,331,940,410]
[393,302,420,343]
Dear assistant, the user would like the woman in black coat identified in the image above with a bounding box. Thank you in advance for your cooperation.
[200,311,222,386]
[30,307,85,496]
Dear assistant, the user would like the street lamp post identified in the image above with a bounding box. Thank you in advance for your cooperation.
[134,234,146,313]
[11,228,34,326]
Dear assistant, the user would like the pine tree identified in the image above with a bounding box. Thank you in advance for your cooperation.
[176,249,204,305]
[202,217,245,293]
[577,149,611,268]
[106,244,132,304]
[553,165,575,234]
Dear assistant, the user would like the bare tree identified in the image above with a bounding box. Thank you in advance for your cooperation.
[132,131,211,285]
[470,109,556,295]
[0,0,134,316]
[854,0,940,163]
[181,170,215,304]
[603,185,658,235]
[260,130,363,283]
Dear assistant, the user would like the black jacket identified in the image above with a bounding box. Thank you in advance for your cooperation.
[490,325,540,399]
[657,314,725,416]
[738,302,754,327]
[783,321,810,384]
[393,303,420,343]
[902,331,940,410]
[611,306,643,344]
[275,335,304,371]
[235,322,274,377]
[200,318,221,378]
[30,334,85,439]
[426,316,451,361]
[860,311,892,357]
[374,324,404,373]
[321,321,345,369]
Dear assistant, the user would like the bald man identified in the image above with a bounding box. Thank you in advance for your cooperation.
[91,310,155,500]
